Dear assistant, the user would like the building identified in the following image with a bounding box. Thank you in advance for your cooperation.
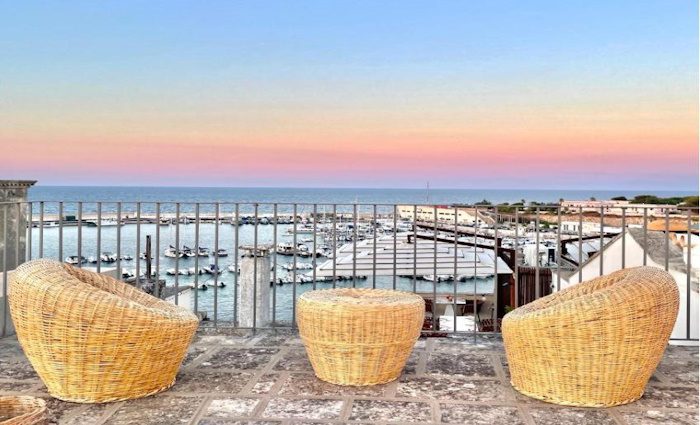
[397,205,494,226]
[554,227,699,341]
[560,200,679,217]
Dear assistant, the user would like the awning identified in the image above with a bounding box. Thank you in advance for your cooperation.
[315,233,512,278]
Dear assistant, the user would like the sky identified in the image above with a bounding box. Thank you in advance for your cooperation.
[0,1,698,190]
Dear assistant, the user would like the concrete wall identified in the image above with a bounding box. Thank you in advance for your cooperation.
[555,237,698,342]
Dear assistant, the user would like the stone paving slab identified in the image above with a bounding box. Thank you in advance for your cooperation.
[0,329,697,425]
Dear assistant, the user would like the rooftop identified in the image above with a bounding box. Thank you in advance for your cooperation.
[0,328,697,425]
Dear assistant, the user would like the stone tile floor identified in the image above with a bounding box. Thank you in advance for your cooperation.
[0,329,697,425]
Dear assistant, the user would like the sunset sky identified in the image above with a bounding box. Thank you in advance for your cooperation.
[1,1,698,189]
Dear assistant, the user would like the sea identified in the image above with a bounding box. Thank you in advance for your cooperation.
[23,186,696,325]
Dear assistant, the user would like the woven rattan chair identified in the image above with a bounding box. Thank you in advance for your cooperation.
[9,260,199,403]
[297,288,424,386]
[0,396,46,425]
[502,266,679,407]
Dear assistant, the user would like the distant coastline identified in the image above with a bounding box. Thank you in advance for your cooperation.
[28,186,698,206]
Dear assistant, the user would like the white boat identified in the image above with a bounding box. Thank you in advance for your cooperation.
[227,264,238,273]
[87,219,119,227]
[213,248,228,257]
[197,247,210,257]
[283,262,314,271]
[65,256,87,265]
[159,218,171,226]
[121,255,133,261]
[423,274,453,282]
[166,268,177,275]
[100,252,118,262]
[164,246,184,258]
[182,246,196,258]
[205,280,226,288]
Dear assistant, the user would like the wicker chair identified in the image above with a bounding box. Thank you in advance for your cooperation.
[9,260,199,403]
[502,267,679,407]
[0,396,46,425]
[297,288,424,386]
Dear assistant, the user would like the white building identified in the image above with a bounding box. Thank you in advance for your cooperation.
[397,205,494,226]
[560,200,679,217]
[554,228,699,343]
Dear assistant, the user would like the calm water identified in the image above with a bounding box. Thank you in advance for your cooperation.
[27,186,696,215]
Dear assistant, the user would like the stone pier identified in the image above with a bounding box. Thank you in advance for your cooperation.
[237,245,271,328]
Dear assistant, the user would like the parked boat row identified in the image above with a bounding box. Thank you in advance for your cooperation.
[65,253,133,265]
[164,245,227,258]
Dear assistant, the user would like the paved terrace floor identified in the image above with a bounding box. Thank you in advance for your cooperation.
[0,329,697,425]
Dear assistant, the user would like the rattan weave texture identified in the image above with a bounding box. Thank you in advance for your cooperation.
[502,266,679,407]
[9,260,199,403]
[297,288,424,386]
[0,396,46,425]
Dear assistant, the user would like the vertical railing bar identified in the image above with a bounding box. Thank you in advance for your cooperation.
[15,203,22,270]
[514,208,519,307]
[642,208,648,266]
[214,203,220,326]
[272,204,278,323]
[39,202,44,257]
[194,203,200,313]
[352,204,357,287]
[413,204,417,293]
[332,204,337,288]
[96,202,102,273]
[27,202,32,261]
[493,205,499,324]
[393,205,398,290]
[372,204,377,289]
[174,203,180,305]
[664,209,670,271]
[621,207,626,268]
[578,206,583,282]
[473,206,478,340]
[234,204,240,325]
[599,206,604,276]
[116,203,122,281]
[453,206,458,333]
[58,201,63,262]
[135,202,141,288]
[76,202,82,268]
[556,206,561,291]
[432,205,438,330]
[686,209,692,340]
[534,207,540,299]
[292,204,298,326]
[2,205,8,337]
[252,203,258,330]
[154,203,160,298]
[313,204,317,290]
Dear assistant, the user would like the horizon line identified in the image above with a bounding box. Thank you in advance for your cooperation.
[29,183,698,193]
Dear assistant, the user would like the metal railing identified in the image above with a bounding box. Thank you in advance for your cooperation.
[0,201,697,341]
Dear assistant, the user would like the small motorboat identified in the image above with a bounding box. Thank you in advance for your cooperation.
[164,246,184,258]
[213,249,228,258]
[65,256,87,265]
[166,268,177,276]
[197,247,210,257]
[100,252,117,263]
[121,255,133,261]
[204,264,223,275]
[182,246,196,258]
